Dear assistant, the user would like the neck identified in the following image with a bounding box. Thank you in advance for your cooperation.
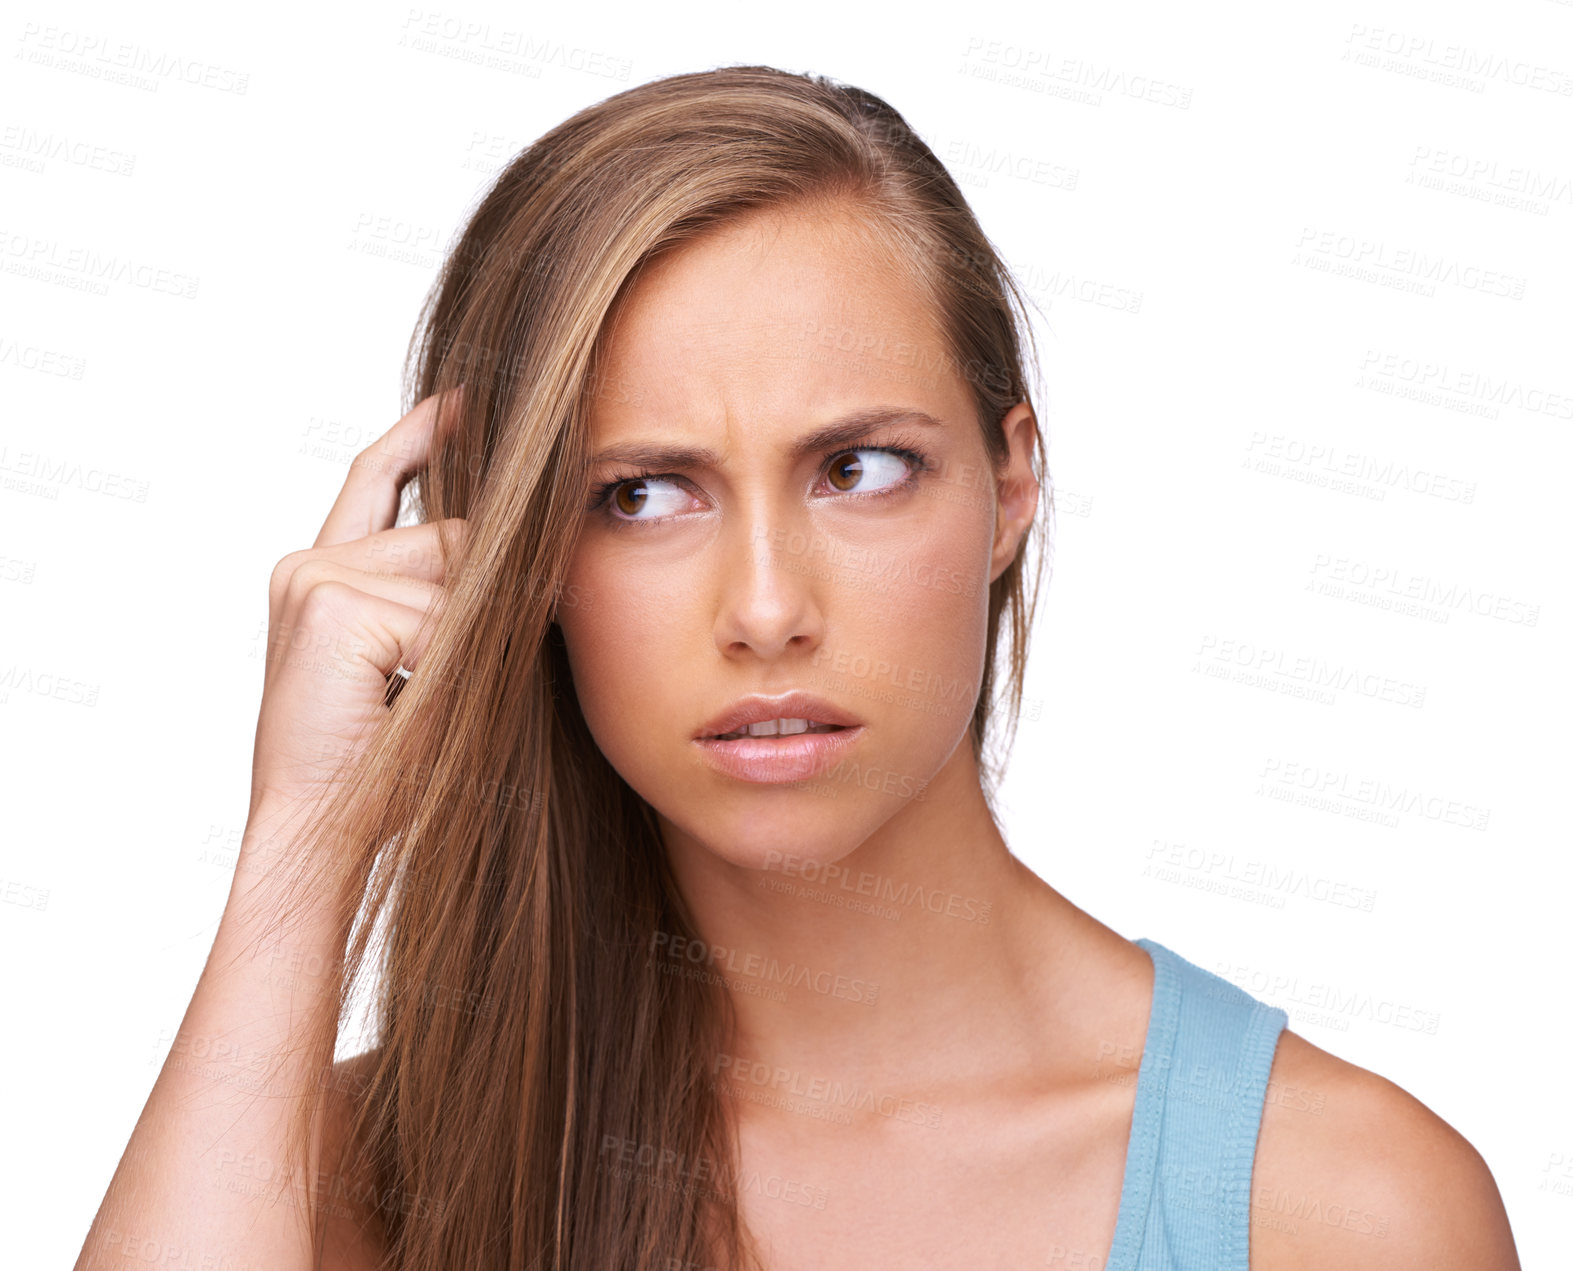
[655,737,1082,1119]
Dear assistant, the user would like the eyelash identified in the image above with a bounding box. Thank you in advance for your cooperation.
[586,431,934,530]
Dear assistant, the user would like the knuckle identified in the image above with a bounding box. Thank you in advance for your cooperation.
[269,549,309,605]
[288,556,336,593]
[295,576,355,625]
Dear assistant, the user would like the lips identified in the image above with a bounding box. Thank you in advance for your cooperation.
[695,690,863,741]
[710,719,845,741]
[693,722,866,784]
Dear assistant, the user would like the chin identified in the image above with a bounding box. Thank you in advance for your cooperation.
[655,794,881,875]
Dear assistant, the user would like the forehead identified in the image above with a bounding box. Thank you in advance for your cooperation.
[586,201,961,443]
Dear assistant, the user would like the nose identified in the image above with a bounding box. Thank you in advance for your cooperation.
[712,518,827,660]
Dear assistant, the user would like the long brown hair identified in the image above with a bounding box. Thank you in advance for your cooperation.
[269,63,1050,1270]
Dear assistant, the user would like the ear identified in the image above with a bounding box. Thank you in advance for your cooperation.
[988,402,1041,586]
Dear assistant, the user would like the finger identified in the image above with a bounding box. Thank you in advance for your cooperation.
[314,518,470,587]
[313,385,464,551]
[272,585,443,686]
[279,556,446,624]
[264,564,446,688]
[267,524,468,684]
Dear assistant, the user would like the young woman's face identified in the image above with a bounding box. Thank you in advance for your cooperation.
[556,200,1037,872]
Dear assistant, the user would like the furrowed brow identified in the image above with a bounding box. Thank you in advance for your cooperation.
[589,408,945,470]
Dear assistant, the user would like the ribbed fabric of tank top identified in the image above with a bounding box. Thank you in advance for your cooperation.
[1102,937,1290,1271]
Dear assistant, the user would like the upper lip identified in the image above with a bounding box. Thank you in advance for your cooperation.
[695,691,864,740]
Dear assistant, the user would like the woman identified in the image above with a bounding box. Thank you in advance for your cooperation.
[77,65,1519,1271]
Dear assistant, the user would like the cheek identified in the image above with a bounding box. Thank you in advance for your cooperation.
[814,502,994,747]
[557,549,689,770]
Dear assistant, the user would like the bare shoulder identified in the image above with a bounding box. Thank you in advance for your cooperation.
[1248,1029,1520,1271]
[318,1046,388,1271]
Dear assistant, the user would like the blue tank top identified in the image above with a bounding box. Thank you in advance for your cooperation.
[1104,937,1290,1271]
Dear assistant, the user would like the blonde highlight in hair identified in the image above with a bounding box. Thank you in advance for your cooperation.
[269,64,1050,1270]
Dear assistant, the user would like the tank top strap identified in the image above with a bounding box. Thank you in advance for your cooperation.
[1104,937,1290,1271]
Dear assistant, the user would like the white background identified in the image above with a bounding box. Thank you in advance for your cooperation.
[2,0,1568,1264]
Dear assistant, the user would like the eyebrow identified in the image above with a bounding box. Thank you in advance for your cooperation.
[589,407,946,470]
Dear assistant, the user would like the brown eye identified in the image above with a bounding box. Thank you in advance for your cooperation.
[598,475,688,524]
[613,481,647,515]
[826,452,864,492]
[823,448,910,496]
